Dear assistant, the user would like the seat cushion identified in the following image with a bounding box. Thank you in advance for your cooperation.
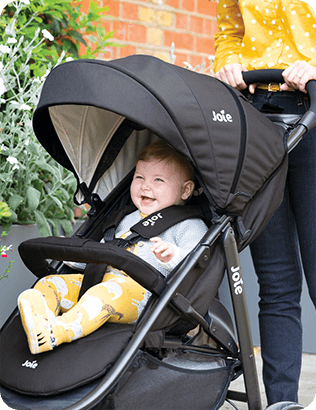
[0,315,133,395]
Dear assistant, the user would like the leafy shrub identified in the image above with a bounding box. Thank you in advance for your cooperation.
[0,0,116,236]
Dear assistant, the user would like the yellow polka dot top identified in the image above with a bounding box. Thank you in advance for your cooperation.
[213,0,316,73]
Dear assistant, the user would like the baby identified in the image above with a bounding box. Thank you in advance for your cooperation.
[18,140,208,354]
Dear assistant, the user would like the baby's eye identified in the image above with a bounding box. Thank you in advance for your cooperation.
[155,178,164,182]
[135,175,144,180]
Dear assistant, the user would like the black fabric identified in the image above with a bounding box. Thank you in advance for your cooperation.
[110,350,238,410]
[78,263,108,299]
[33,55,287,215]
[0,348,238,409]
[0,315,134,395]
[130,205,205,239]
[18,237,166,296]
[101,203,137,240]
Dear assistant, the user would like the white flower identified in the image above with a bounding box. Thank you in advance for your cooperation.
[0,77,6,97]
[19,104,32,111]
[6,156,18,165]
[0,45,11,54]
[8,38,17,44]
[40,69,50,81]
[66,57,74,62]
[0,144,7,151]
[5,24,15,37]
[183,62,193,69]
[42,29,54,42]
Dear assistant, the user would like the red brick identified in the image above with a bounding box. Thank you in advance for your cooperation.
[112,21,128,41]
[127,23,147,43]
[203,19,218,36]
[197,1,217,17]
[101,46,118,60]
[189,54,204,68]
[80,0,90,14]
[101,19,113,35]
[121,2,139,20]
[173,52,189,66]
[195,36,215,54]
[182,0,195,12]
[101,0,120,18]
[190,16,204,34]
[166,0,179,8]
[164,31,194,49]
[175,13,189,30]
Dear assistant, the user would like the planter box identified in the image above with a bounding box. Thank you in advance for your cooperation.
[0,222,84,328]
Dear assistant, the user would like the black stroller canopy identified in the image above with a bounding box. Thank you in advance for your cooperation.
[33,55,286,214]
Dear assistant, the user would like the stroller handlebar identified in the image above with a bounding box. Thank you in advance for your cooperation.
[242,69,316,132]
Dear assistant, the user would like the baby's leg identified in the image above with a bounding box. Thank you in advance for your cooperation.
[18,274,83,354]
[35,274,83,314]
[49,274,147,348]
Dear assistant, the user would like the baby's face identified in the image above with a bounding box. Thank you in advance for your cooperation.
[131,159,188,215]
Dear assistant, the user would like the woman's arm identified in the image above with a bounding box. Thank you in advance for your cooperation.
[213,0,250,91]
[213,0,244,72]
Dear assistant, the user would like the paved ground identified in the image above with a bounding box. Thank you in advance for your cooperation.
[220,349,316,410]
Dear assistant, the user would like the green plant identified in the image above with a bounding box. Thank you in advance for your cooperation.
[0,201,14,279]
[1,0,117,68]
[0,0,117,237]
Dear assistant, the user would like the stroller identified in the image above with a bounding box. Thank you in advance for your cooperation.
[1,55,315,410]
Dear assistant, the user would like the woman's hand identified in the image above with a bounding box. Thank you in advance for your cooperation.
[150,237,175,263]
[281,61,316,93]
[215,63,256,93]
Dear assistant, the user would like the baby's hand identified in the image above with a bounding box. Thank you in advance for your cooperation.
[150,237,175,263]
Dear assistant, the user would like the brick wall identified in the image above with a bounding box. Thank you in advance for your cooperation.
[81,0,217,72]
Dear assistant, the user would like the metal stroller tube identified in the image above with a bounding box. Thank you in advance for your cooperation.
[243,69,316,151]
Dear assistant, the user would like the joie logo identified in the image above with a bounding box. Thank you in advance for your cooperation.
[142,213,163,227]
[212,109,233,123]
[231,266,243,295]
[22,359,38,369]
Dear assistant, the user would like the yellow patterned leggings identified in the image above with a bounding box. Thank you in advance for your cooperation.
[34,272,147,345]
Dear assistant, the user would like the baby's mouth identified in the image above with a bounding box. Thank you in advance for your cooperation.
[141,196,155,202]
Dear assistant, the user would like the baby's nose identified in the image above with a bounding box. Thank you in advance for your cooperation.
[142,182,151,191]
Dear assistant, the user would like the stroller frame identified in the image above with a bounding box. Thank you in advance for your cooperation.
[1,61,316,410]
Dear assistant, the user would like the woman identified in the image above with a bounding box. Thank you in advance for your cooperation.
[214,0,316,405]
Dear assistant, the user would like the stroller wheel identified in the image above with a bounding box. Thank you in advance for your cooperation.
[266,402,305,410]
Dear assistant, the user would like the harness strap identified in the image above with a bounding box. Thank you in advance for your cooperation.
[103,204,205,247]
[81,204,205,296]
[130,205,205,239]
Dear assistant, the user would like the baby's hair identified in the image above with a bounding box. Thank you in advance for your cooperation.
[137,140,195,182]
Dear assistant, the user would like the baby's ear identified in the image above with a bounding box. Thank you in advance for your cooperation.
[181,180,195,200]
